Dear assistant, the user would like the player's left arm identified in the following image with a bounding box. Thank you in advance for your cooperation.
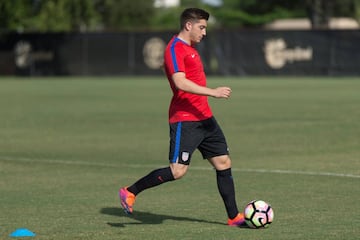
[172,72,231,99]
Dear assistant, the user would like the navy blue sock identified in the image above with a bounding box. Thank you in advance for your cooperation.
[127,167,175,195]
[216,168,239,219]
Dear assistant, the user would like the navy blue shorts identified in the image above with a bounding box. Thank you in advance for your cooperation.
[169,117,229,165]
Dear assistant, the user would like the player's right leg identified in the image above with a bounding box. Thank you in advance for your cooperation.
[119,166,176,214]
[119,121,197,214]
[119,163,189,214]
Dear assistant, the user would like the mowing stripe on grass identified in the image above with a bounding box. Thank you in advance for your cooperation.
[1,155,359,179]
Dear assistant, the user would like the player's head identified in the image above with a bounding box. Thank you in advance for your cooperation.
[180,8,209,44]
[180,8,209,29]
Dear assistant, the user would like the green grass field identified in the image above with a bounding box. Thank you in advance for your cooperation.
[0,76,359,240]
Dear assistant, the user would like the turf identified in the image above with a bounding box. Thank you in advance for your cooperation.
[0,76,359,240]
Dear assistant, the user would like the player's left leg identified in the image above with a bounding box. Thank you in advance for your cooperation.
[208,155,245,226]
[199,117,245,226]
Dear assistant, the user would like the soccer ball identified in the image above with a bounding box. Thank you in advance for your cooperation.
[244,200,274,228]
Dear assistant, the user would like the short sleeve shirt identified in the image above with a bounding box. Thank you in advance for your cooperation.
[164,36,213,123]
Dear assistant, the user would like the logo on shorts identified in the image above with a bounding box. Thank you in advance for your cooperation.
[181,152,190,162]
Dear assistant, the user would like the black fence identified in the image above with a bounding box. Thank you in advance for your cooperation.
[1,30,359,76]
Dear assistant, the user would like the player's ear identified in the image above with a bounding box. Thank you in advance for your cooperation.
[185,21,192,31]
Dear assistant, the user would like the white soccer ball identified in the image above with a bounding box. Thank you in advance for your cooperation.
[244,200,274,228]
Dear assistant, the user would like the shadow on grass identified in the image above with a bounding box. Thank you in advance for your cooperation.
[101,207,225,227]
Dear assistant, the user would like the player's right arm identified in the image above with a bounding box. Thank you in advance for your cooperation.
[172,72,232,99]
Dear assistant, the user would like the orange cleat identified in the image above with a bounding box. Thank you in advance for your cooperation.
[119,187,136,214]
[228,213,246,227]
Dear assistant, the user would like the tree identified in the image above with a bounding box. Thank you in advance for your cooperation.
[355,0,360,22]
[0,0,32,32]
[0,0,100,32]
[306,0,335,29]
[210,0,307,28]
[0,0,358,32]
[306,0,360,29]
[30,0,100,32]
[95,0,155,31]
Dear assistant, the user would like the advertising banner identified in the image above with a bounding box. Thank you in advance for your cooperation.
[0,30,359,76]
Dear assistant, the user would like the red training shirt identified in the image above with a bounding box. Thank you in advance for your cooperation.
[164,36,213,123]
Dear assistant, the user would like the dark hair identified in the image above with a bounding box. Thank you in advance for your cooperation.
[180,8,209,29]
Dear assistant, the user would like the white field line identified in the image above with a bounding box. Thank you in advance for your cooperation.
[1,156,359,179]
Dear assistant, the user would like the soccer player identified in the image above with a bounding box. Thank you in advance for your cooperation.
[119,8,245,226]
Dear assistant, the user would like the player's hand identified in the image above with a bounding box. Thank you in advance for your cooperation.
[213,86,232,99]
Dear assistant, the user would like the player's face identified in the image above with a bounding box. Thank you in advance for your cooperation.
[189,19,207,44]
